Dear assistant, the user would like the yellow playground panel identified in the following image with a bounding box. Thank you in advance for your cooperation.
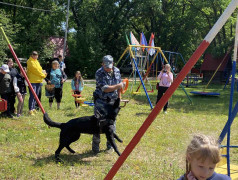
[216,148,238,179]
[216,164,238,179]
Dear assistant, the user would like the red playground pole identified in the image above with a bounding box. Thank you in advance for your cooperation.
[0,26,46,114]
[104,0,238,179]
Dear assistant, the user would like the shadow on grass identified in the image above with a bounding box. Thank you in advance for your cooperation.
[135,112,150,116]
[65,112,77,117]
[32,150,99,166]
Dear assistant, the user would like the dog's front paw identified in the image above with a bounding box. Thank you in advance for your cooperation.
[55,155,64,164]
[56,157,64,164]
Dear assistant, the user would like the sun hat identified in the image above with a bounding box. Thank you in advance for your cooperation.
[0,64,10,73]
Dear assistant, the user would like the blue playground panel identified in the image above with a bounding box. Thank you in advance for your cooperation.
[190,91,220,96]
[83,101,94,106]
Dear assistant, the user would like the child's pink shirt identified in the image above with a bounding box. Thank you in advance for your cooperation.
[157,72,173,87]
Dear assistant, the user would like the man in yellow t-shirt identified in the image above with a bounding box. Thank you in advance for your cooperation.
[27,51,47,115]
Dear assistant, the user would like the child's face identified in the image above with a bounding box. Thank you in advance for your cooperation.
[165,66,170,71]
[8,61,14,68]
[52,63,58,70]
[189,157,216,180]
[76,73,80,78]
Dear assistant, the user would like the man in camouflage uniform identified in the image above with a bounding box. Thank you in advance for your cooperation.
[92,55,123,153]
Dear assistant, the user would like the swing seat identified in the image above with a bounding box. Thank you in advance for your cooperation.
[132,92,141,95]
[75,97,86,103]
[80,104,89,107]
[84,101,94,106]
[190,91,220,96]
[72,94,82,98]
[120,99,129,108]
[147,89,154,93]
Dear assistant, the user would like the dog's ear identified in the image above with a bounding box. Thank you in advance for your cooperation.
[113,98,120,108]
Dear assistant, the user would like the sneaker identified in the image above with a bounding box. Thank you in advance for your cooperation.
[163,110,167,114]
[28,110,35,116]
[106,147,114,154]
[32,109,38,114]
[17,114,21,117]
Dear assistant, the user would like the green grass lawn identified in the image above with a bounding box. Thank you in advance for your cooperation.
[0,81,238,179]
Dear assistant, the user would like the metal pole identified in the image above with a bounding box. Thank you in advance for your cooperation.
[227,13,238,177]
[63,0,70,60]
[227,60,236,176]
[129,47,153,109]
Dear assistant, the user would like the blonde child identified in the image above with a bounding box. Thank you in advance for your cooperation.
[178,134,230,180]
[71,71,84,108]
[156,64,173,113]
[13,67,28,117]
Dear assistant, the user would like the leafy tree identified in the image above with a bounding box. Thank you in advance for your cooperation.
[0,0,236,77]
[0,9,19,63]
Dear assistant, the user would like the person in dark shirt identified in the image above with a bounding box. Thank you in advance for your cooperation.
[0,64,13,118]
[7,58,18,115]
[177,134,230,180]
[13,68,28,117]
[92,55,124,154]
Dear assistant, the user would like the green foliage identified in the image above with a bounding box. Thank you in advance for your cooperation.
[0,0,237,77]
[0,0,64,61]
[0,9,19,63]
[38,40,56,64]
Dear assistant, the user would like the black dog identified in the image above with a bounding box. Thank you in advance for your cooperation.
[43,98,122,162]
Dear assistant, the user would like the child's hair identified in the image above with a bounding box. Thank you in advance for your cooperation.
[185,134,220,178]
[7,58,13,64]
[73,71,84,84]
[164,64,171,71]
[52,60,59,67]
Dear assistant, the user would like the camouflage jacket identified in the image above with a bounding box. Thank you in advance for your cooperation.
[94,66,121,100]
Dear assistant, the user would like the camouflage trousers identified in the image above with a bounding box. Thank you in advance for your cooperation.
[92,98,116,153]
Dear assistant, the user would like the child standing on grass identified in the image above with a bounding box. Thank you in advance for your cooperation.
[177,134,230,180]
[13,68,28,117]
[71,71,84,108]
[156,64,173,113]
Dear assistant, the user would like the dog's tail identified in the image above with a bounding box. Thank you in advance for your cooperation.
[43,113,62,128]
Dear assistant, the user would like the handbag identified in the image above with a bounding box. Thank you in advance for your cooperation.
[45,84,55,98]
[0,98,7,112]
